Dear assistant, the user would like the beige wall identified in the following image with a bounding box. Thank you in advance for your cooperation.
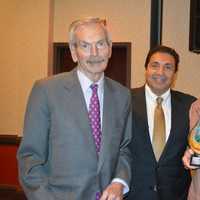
[162,0,200,97]
[0,0,199,135]
[0,0,53,135]
[53,0,150,88]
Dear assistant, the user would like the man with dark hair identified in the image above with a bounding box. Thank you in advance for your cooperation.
[127,45,196,200]
[144,45,180,72]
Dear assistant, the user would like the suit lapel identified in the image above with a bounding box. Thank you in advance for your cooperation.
[63,68,98,160]
[134,87,149,134]
[134,87,156,158]
[159,91,182,161]
[97,79,115,171]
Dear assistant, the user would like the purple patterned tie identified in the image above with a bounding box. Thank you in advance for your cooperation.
[88,84,102,154]
[88,84,102,200]
[95,192,101,200]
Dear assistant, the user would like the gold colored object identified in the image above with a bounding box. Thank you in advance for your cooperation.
[188,121,200,166]
[152,97,166,161]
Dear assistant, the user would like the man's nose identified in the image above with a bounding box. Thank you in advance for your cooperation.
[90,44,98,56]
[157,66,165,74]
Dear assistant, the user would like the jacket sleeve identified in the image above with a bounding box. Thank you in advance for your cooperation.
[114,91,132,188]
[17,81,55,200]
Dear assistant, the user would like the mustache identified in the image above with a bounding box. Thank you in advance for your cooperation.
[87,56,106,63]
[152,74,167,82]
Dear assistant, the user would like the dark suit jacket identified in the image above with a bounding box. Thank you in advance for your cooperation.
[126,86,196,200]
[17,68,132,200]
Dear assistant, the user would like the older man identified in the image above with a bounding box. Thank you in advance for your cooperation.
[17,18,132,200]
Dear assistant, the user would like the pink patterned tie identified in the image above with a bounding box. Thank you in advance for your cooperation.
[88,84,102,154]
[88,84,102,200]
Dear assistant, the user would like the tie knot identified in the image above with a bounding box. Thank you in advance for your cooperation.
[156,97,163,105]
[90,84,98,92]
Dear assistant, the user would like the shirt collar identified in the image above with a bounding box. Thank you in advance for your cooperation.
[77,70,104,94]
[145,84,170,103]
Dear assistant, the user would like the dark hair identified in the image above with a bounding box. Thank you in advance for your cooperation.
[144,45,179,72]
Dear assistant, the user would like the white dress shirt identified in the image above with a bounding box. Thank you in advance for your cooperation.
[77,70,129,194]
[145,84,172,142]
[77,70,104,125]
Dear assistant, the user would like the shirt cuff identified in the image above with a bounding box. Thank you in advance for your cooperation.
[112,178,129,194]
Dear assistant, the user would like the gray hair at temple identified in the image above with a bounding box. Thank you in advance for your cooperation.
[68,17,112,48]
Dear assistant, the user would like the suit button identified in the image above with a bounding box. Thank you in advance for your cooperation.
[150,185,157,192]
[153,185,157,192]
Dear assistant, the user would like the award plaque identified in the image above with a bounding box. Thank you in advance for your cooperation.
[188,121,200,167]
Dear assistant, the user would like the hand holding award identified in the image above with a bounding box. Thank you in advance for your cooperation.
[188,121,200,167]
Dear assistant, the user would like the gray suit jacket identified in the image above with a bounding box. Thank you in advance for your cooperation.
[17,68,132,200]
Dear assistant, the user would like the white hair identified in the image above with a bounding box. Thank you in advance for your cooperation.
[68,17,112,48]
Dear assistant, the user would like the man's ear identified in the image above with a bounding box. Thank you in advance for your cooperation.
[171,72,177,89]
[69,44,78,62]
[108,43,112,58]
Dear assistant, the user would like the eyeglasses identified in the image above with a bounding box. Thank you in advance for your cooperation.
[75,39,109,53]
[149,61,175,72]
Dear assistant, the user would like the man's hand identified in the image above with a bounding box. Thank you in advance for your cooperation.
[182,148,198,170]
[189,99,200,130]
[100,182,124,200]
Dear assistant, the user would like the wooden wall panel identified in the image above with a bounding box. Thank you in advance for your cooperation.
[0,135,21,188]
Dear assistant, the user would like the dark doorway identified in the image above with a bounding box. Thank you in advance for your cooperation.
[53,42,131,88]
